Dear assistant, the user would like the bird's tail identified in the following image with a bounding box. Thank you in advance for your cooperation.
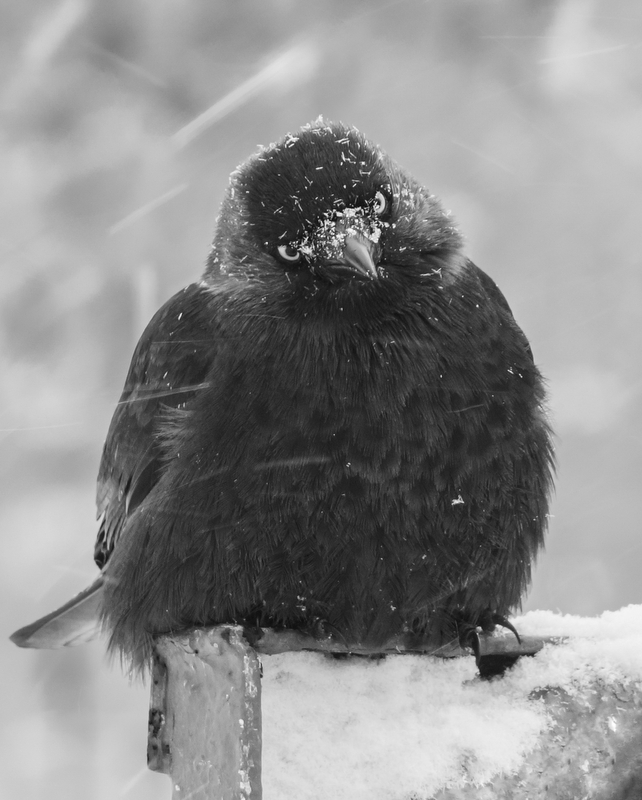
[10,577,104,649]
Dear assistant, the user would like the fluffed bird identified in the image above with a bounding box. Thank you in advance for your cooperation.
[11,119,554,671]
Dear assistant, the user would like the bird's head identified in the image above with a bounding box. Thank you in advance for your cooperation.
[207,119,463,286]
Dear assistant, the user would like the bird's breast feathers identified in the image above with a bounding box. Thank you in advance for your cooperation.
[160,265,541,502]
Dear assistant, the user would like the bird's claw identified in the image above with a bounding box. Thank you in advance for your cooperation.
[485,612,522,645]
[458,611,524,679]
[457,623,482,664]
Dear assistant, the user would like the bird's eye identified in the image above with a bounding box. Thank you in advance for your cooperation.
[373,190,391,218]
[276,244,303,264]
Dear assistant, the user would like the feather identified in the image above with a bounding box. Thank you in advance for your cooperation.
[10,578,104,649]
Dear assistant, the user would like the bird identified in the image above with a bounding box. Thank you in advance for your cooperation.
[11,119,554,671]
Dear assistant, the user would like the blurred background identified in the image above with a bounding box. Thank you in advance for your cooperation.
[1,0,641,797]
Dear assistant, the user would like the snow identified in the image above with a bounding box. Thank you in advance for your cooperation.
[261,605,642,799]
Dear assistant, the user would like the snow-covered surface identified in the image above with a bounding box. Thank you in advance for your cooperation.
[261,605,642,799]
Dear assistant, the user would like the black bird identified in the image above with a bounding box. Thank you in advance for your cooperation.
[11,120,554,670]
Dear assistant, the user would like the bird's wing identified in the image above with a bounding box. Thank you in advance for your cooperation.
[95,281,216,568]
[467,260,535,362]
[10,282,216,649]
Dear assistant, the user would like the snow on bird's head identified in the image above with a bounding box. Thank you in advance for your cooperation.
[208,120,463,280]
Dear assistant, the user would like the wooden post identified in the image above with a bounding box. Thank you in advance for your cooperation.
[146,625,547,798]
[144,622,642,798]
[148,626,262,800]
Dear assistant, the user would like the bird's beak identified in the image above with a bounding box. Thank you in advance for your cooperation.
[342,233,379,279]
[317,230,380,281]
